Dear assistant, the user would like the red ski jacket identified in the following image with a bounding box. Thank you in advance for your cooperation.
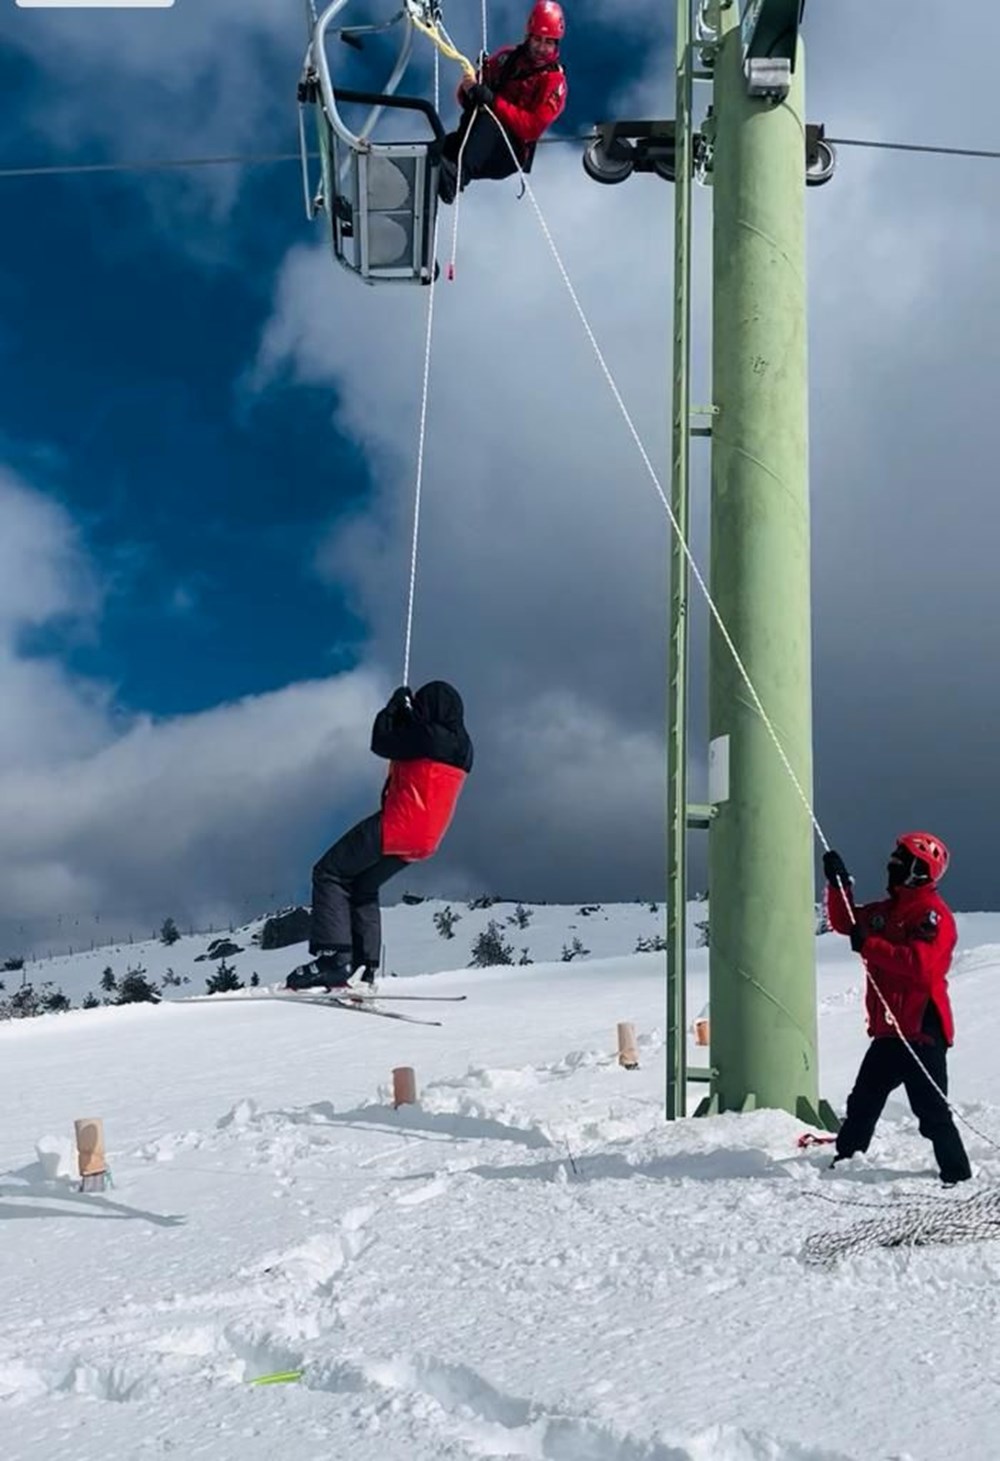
[469,44,567,147]
[381,759,468,860]
[826,882,957,1044]
[371,682,473,861]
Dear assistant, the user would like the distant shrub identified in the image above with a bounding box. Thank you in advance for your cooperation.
[0,982,70,1019]
[115,967,161,1005]
[434,906,462,940]
[561,937,589,962]
[635,934,668,954]
[467,895,499,911]
[470,920,514,967]
[160,917,181,946]
[205,959,244,995]
[506,903,533,930]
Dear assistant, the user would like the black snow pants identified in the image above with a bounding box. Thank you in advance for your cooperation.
[310,812,407,969]
[437,111,526,202]
[836,1029,971,1183]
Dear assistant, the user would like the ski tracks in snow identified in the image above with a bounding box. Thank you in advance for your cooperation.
[1,1035,988,1459]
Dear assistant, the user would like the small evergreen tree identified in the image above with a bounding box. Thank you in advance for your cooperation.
[506,903,533,930]
[100,967,117,994]
[561,937,589,962]
[41,986,71,1013]
[82,992,101,1009]
[518,948,533,965]
[469,920,514,967]
[467,894,499,911]
[205,959,244,995]
[3,956,24,972]
[115,967,160,1004]
[160,917,181,946]
[635,934,669,953]
[695,918,710,948]
[433,905,461,940]
[250,972,260,987]
[161,968,183,988]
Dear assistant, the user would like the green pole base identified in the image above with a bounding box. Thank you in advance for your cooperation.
[795,1095,841,1133]
[691,1092,840,1131]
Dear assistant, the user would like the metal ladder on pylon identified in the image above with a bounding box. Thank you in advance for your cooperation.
[665,0,722,1121]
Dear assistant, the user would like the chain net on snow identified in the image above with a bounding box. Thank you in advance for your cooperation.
[802,1187,1000,1266]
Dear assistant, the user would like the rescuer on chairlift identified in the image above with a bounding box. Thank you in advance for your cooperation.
[435,1,568,205]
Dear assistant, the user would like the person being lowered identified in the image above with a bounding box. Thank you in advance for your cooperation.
[822,831,972,1187]
[286,682,473,991]
[435,1,568,205]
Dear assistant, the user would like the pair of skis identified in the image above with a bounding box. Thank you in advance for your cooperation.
[186,985,466,1026]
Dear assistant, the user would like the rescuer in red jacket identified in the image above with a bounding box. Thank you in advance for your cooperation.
[823,832,972,1185]
[287,682,473,991]
[436,1,568,205]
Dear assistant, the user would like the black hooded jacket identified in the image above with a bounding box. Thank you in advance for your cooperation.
[371,681,474,773]
[371,681,473,859]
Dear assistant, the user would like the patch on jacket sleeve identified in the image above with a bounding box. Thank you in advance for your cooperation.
[914,909,940,942]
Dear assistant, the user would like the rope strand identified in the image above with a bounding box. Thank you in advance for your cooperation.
[402,211,441,687]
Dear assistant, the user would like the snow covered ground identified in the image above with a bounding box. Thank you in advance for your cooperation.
[3,901,1000,1461]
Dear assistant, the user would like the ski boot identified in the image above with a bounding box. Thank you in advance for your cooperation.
[285,951,352,992]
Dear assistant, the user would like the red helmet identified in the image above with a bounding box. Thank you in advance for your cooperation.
[897,830,950,882]
[527,1,565,40]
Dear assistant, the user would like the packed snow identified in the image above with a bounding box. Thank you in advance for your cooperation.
[3,899,1000,1461]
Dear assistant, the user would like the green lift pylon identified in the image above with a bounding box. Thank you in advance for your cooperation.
[583,1,836,1127]
[698,0,833,1126]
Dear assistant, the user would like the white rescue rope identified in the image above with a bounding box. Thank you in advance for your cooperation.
[802,1187,1000,1265]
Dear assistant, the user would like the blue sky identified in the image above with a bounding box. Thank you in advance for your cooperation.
[1,1,1000,949]
[2,34,365,714]
[0,4,642,718]
[0,1,680,947]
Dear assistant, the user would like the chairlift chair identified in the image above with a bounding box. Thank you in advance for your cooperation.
[298,0,448,285]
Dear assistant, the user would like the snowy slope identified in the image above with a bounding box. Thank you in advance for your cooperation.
[2,904,1000,1460]
[7,897,703,1007]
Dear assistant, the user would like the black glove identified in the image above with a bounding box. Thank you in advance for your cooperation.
[465,82,495,108]
[849,924,867,954]
[822,850,852,890]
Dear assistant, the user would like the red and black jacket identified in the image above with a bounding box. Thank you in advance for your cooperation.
[826,882,957,1045]
[463,43,567,165]
[371,682,473,860]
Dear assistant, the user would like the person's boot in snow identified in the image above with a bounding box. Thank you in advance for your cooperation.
[285,951,352,991]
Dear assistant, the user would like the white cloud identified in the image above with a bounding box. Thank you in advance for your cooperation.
[255,155,688,900]
[7,0,1000,932]
[0,470,389,949]
[254,0,1000,908]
